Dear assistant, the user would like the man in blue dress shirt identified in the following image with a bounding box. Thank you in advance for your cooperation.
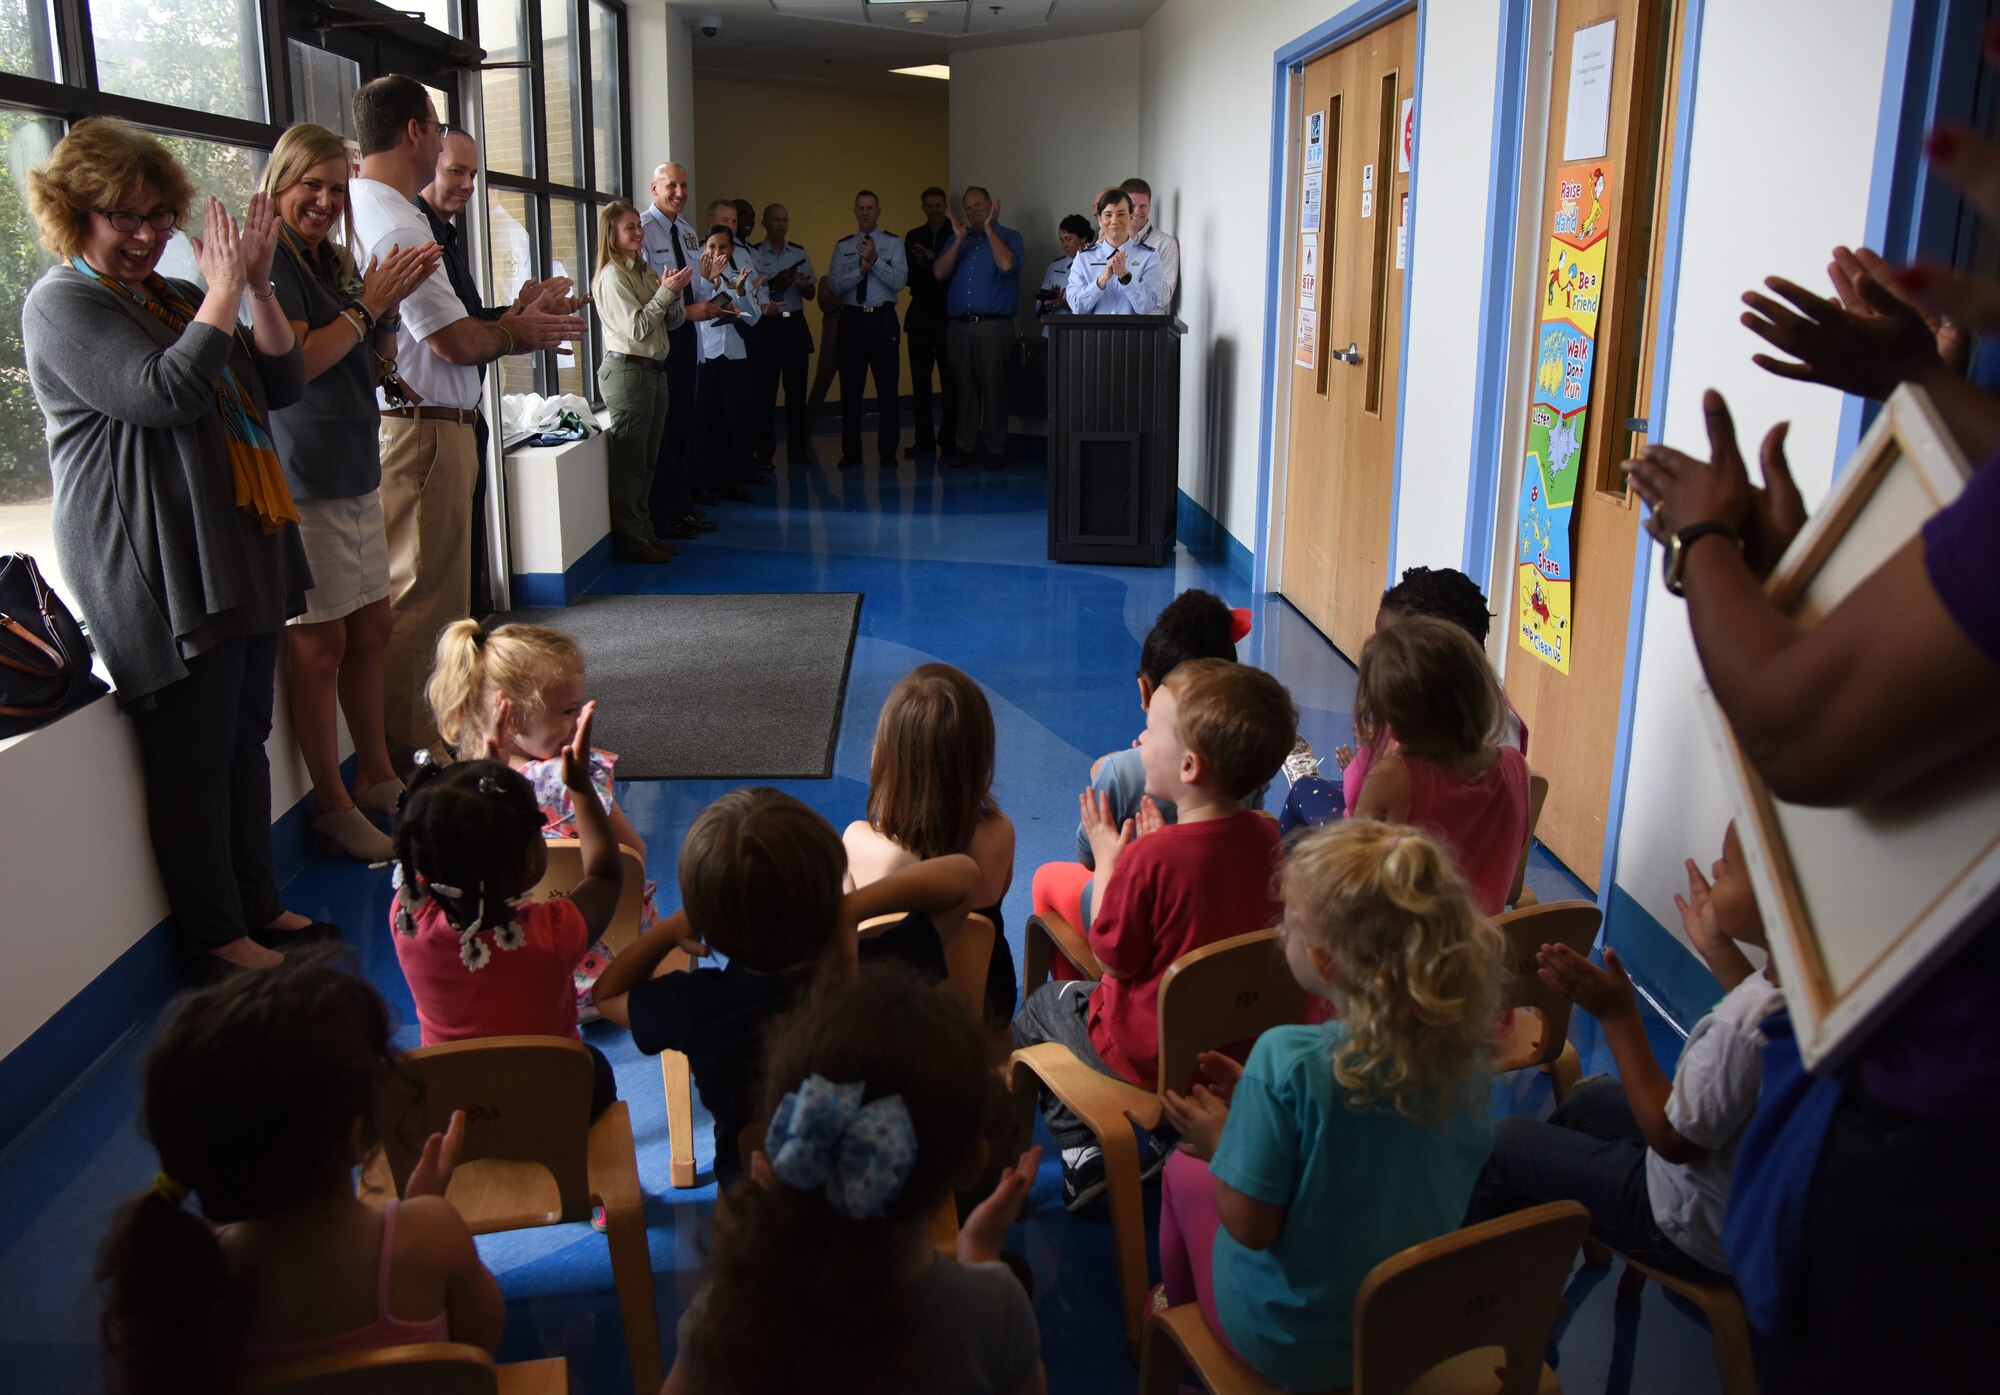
[751,202,818,466]
[1067,187,1165,316]
[932,187,1023,469]
[638,161,713,539]
[826,189,908,466]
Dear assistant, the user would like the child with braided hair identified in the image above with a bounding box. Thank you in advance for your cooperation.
[387,700,663,1119]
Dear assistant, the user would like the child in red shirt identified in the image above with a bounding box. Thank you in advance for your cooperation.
[388,703,625,1118]
[1011,658,1297,1209]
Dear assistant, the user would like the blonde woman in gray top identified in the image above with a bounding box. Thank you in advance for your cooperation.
[594,200,691,564]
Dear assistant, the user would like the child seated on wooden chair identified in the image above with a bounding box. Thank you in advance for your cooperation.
[1029,588,1254,944]
[662,963,1045,1395]
[591,788,983,1192]
[427,619,653,1020]
[387,702,625,1121]
[97,953,503,1393]
[1464,825,1782,1281]
[1011,658,1297,1210]
[1156,821,1504,1392]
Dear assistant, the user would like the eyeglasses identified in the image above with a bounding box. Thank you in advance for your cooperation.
[99,208,178,233]
[427,120,453,137]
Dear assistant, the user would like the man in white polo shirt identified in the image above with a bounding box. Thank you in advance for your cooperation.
[347,75,584,769]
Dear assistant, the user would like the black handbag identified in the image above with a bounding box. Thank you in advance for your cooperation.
[0,551,107,737]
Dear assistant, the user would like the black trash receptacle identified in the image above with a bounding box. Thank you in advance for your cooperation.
[1046,314,1186,566]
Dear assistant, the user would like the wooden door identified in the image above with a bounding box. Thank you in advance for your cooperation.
[1504,0,1680,890]
[1279,13,1415,659]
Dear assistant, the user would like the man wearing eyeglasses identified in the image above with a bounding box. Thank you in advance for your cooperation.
[349,74,585,771]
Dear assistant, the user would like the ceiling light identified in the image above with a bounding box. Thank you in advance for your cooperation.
[891,63,951,79]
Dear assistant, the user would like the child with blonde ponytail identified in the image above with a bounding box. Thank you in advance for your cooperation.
[426,620,651,1016]
[1155,820,1504,1392]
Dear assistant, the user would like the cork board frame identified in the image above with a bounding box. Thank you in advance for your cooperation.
[1699,384,2000,1070]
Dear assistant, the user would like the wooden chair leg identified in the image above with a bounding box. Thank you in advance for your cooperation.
[1138,1310,1194,1395]
[1702,1290,1761,1395]
[1580,1237,1613,1269]
[1616,1262,1648,1304]
[661,1050,696,1189]
[1101,1123,1151,1365]
[1544,1040,1582,1104]
[588,1104,664,1395]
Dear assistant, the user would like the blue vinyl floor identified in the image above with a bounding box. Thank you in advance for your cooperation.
[0,427,1724,1394]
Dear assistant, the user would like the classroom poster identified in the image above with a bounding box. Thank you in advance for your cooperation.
[1516,161,1612,675]
[1295,235,1319,369]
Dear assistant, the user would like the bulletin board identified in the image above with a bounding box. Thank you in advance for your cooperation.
[1700,385,2000,1069]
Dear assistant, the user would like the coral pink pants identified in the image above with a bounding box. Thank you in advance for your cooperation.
[1029,860,1093,981]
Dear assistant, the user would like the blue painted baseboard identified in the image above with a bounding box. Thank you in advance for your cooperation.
[1605,883,1721,1037]
[511,533,615,609]
[1177,490,1254,584]
[0,755,360,1155]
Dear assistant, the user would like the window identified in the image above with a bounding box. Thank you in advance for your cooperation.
[0,1,58,82]
[0,110,62,589]
[487,186,539,399]
[91,0,268,122]
[477,0,627,401]
[151,133,268,285]
[589,1,621,195]
[286,41,360,141]
[406,0,459,36]
[480,0,534,177]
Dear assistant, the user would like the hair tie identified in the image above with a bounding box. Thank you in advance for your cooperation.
[153,1171,187,1206]
[477,774,506,797]
[764,1074,917,1221]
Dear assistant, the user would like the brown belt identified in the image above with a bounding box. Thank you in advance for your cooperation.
[381,405,478,425]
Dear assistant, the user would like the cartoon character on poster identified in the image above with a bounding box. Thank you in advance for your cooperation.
[1515,160,1610,674]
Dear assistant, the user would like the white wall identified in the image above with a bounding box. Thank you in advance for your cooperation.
[1610,0,1896,946]
[627,0,699,198]
[0,665,337,1062]
[1136,0,1503,551]
[949,33,1140,324]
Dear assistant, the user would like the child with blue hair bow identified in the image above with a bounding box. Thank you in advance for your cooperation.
[663,964,1047,1395]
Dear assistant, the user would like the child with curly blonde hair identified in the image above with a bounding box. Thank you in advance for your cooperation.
[1157,820,1504,1391]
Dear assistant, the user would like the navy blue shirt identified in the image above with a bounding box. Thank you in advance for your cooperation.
[941,222,1024,318]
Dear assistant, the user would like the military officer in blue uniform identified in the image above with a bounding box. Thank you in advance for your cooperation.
[751,202,817,466]
[1067,187,1165,316]
[638,161,712,538]
[826,189,908,466]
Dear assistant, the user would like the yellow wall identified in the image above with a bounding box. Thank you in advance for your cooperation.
[691,74,950,407]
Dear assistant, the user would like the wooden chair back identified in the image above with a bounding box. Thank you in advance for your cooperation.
[243,1342,502,1394]
[379,1037,595,1225]
[527,839,647,954]
[1492,899,1603,1073]
[1507,771,1552,909]
[1353,1201,1589,1395]
[1155,929,1310,1098]
[856,911,997,1025]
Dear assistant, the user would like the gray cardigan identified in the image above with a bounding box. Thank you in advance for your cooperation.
[22,268,313,706]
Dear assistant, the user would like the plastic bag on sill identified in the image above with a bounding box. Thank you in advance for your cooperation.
[500,392,599,446]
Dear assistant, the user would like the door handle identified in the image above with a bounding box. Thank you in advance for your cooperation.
[1330,342,1362,365]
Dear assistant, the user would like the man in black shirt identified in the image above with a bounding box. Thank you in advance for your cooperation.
[903,185,956,459]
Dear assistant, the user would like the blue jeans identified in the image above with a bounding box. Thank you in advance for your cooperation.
[1464,1077,1720,1282]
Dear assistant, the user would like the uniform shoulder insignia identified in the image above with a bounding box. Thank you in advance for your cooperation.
[788,241,802,250]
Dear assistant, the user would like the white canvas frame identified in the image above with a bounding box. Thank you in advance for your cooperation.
[1699,384,2000,1070]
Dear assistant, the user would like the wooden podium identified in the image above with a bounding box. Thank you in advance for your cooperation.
[1046,314,1186,565]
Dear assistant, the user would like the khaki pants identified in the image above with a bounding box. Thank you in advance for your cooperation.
[378,415,477,767]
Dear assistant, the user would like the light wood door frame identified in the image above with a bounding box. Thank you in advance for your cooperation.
[1498,0,1684,893]
[1272,10,1417,659]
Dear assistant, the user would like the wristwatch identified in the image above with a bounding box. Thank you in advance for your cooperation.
[1662,521,1740,597]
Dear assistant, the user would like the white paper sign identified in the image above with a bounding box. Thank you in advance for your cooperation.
[1361,189,1373,219]
[1302,169,1322,233]
[1398,97,1414,172]
[1295,306,1318,369]
[1362,163,1375,193]
[1299,234,1318,310]
[1305,109,1324,170]
[1396,193,1408,269]
[1563,19,1616,161]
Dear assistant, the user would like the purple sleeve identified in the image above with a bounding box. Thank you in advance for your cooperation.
[1922,459,2000,664]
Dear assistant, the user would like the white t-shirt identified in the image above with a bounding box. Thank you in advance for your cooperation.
[1646,972,1783,1272]
[348,176,478,410]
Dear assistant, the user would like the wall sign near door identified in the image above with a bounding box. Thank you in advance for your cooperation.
[1563,18,1617,161]
[1516,161,1613,675]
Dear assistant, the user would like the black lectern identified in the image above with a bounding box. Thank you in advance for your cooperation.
[1046,314,1186,565]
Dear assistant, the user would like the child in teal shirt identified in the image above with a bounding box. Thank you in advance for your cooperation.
[1160,820,1504,1390]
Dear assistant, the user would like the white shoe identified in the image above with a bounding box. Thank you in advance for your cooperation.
[1281,737,1322,786]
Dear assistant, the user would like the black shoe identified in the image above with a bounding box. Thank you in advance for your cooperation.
[1139,1127,1178,1183]
[908,438,936,459]
[681,513,719,534]
[789,444,817,465]
[837,456,862,468]
[659,521,699,541]
[952,449,977,469]
[249,919,342,952]
[717,485,752,502]
[692,490,720,505]
[1061,1148,1107,1212]
[749,469,775,485]
[984,451,1008,471]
